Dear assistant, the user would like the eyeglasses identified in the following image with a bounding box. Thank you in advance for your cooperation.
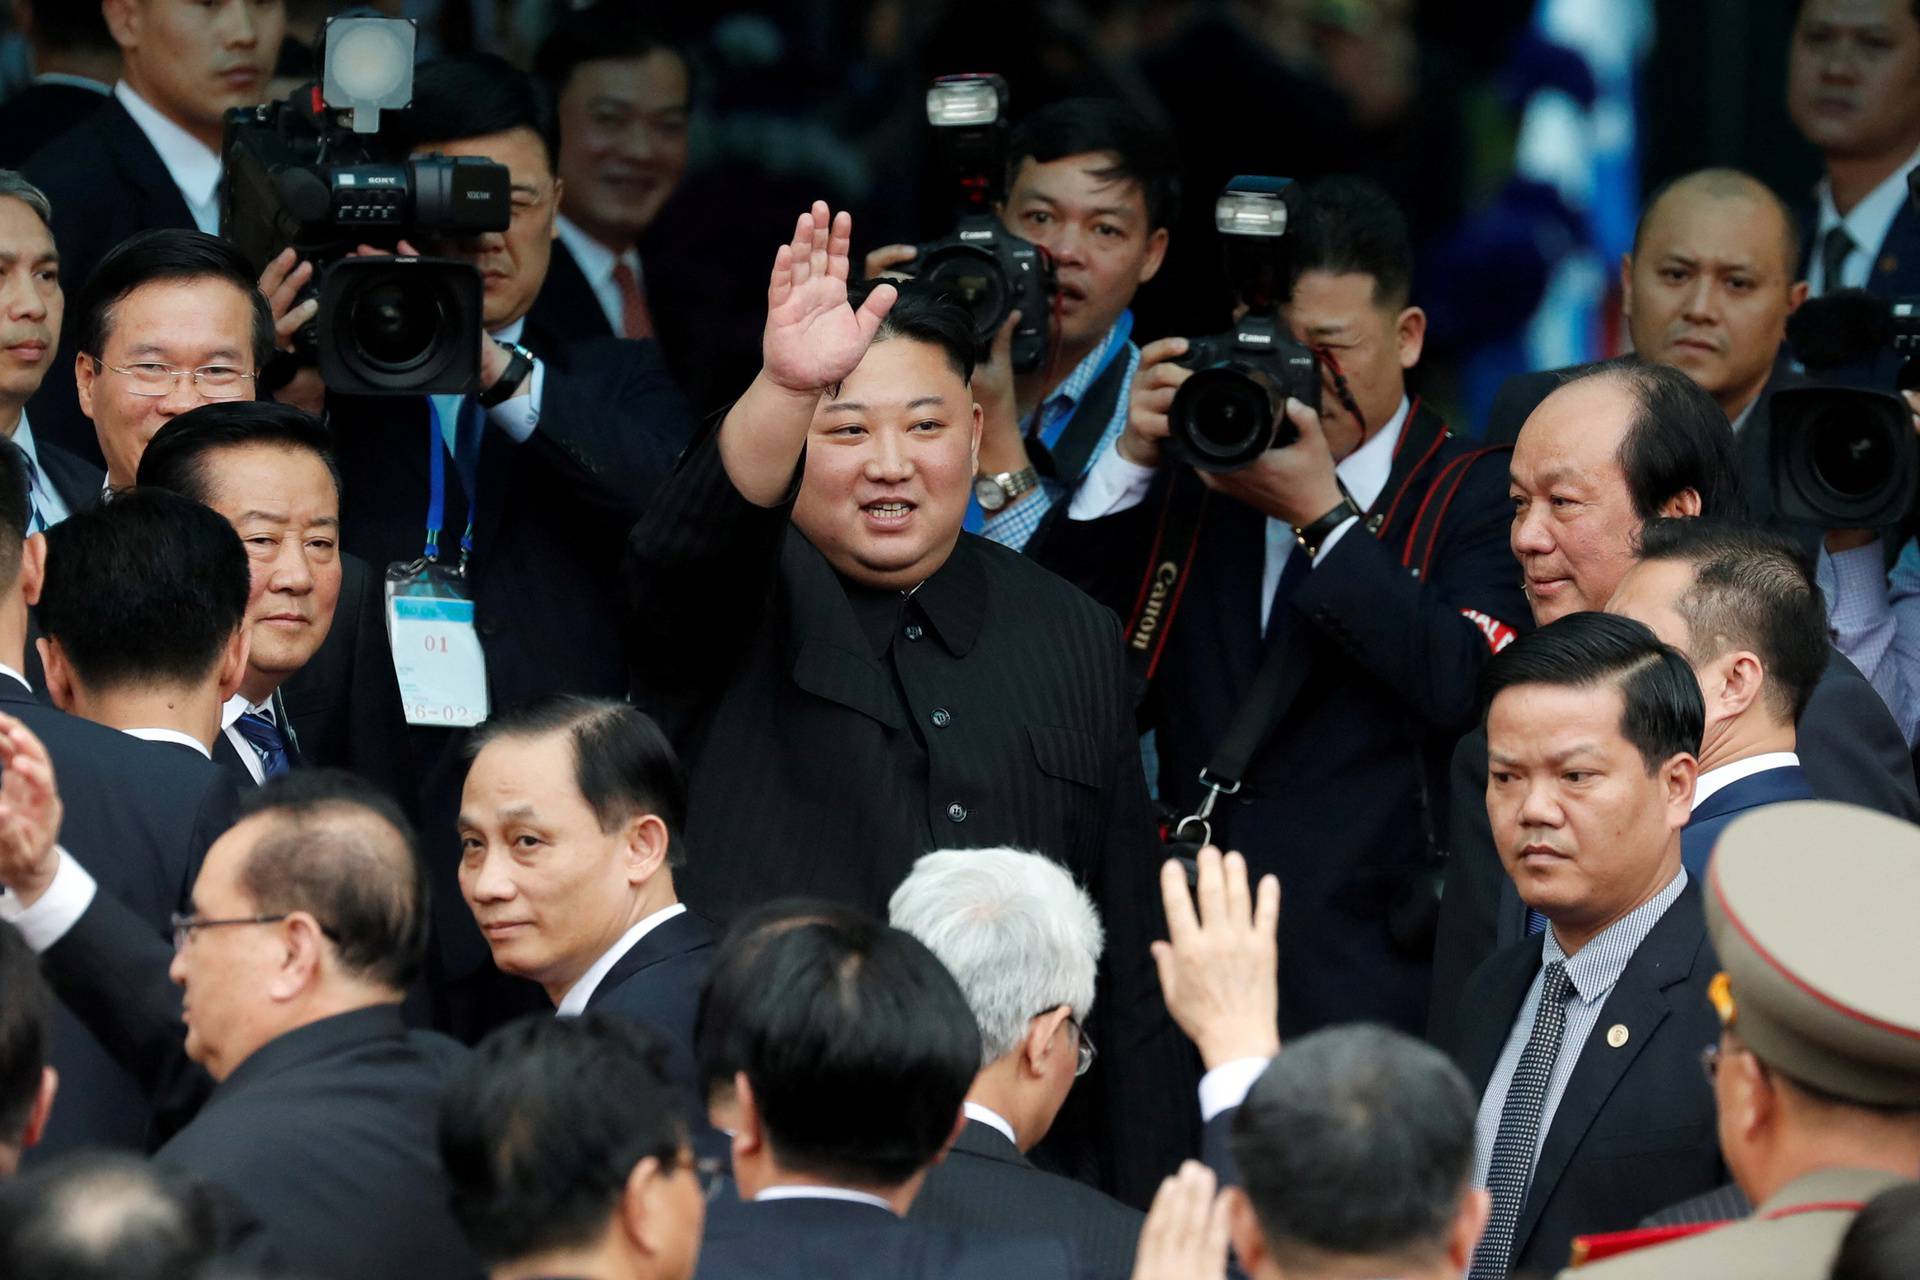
[1063,1014,1098,1077]
[90,358,258,399]
[169,912,340,953]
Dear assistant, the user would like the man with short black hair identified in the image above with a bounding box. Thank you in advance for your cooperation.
[0,1151,217,1280]
[1608,520,1827,871]
[0,921,54,1179]
[442,1014,704,1280]
[1452,613,1725,1277]
[37,488,250,753]
[890,848,1144,1279]
[458,695,714,1098]
[0,765,477,1278]
[692,906,1080,1279]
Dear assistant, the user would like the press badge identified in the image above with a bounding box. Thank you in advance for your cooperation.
[386,560,489,727]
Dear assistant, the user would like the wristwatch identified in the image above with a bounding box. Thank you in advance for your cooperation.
[1292,485,1363,558]
[973,466,1040,513]
[477,340,535,408]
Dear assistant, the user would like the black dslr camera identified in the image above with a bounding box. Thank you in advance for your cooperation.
[908,74,1054,373]
[1166,177,1322,473]
[220,13,510,395]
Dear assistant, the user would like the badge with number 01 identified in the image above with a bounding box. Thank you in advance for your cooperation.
[385,560,489,728]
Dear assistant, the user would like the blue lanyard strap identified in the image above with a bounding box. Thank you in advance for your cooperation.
[423,400,477,565]
[1031,310,1134,446]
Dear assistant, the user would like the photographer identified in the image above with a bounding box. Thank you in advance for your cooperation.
[1034,176,1527,1039]
[866,98,1176,552]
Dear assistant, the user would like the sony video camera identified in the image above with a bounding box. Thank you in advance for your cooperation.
[220,12,510,395]
[1166,177,1322,473]
[908,74,1054,373]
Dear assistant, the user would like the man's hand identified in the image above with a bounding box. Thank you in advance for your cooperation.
[762,202,896,395]
[1119,337,1190,468]
[1131,1161,1231,1280]
[1152,846,1281,1070]
[0,713,62,908]
[863,243,918,280]
[1199,397,1345,528]
[258,248,318,351]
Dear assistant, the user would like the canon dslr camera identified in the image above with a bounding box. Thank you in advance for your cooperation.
[220,12,510,395]
[907,74,1055,373]
[1166,177,1321,473]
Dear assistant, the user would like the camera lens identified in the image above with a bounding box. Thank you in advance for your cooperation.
[922,248,1008,344]
[350,277,445,371]
[1808,409,1897,500]
[1169,366,1281,472]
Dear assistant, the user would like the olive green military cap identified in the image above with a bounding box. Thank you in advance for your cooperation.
[1704,801,1920,1107]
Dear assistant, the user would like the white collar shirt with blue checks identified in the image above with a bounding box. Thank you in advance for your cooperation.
[1471,868,1689,1195]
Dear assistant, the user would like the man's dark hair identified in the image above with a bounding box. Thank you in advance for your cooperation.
[21,0,114,54]
[533,4,690,101]
[1636,519,1828,725]
[398,55,560,173]
[440,1015,687,1268]
[72,231,275,372]
[466,695,688,867]
[0,439,31,596]
[695,905,980,1187]
[1007,97,1181,230]
[235,770,428,990]
[0,1152,216,1280]
[1290,175,1416,309]
[1233,1025,1477,1271]
[38,490,248,692]
[850,279,977,382]
[1832,1182,1920,1280]
[137,402,342,508]
[0,922,50,1149]
[1480,612,1705,772]
[1554,357,1746,522]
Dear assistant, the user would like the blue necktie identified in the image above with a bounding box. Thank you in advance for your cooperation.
[20,454,44,534]
[234,711,291,779]
[1525,908,1549,936]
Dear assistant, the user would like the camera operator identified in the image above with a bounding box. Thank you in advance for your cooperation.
[1035,176,1528,1039]
[23,0,287,467]
[866,99,1176,553]
[1821,412,1920,745]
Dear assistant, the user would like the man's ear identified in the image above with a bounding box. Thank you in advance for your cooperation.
[1658,489,1703,518]
[1785,278,1809,316]
[37,636,72,712]
[1664,752,1700,831]
[1396,304,1427,371]
[1225,1186,1269,1275]
[1619,252,1636,320]
[1449,1186,1493,1272]
[19,529,45,607]
[20,1065,56,1149]
[216,625,252,703]
[74,351,96,421]
[548,176,565,240]
[268,913,331,1002]
[1138,226,1170,285]
[619,1153,668,1257]
[968,400,983,473]
[623,811,671,887]
[101,0,137,47]
[731,1072,766,1162]
[1023,1005,1072,1078]
[1714,650,1767,722]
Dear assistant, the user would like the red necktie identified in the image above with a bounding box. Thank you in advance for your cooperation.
[610,261,654,340]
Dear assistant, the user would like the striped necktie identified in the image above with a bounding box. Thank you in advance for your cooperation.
[234,710,291,779]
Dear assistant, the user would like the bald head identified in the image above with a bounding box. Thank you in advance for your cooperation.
[1624,169,1807,419]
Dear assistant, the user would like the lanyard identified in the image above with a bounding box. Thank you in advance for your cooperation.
[1032,310,1133,447]
[423,399,478,566]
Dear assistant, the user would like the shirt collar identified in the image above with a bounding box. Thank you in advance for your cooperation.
[34,73,112,95]
[1814,140,1920,262]
[904,537,987,657]
[554,902,689,1016]
[1036,314,1133,418]
[554,213,638,287]
[121,726,214,759]
[113,82,222,211]
[962,1101,1018,1147]
[221,691,275,730]
[754,1186,897,1213]
[0,663,30,694]
[1543,868,1688,1003]
[1692,752,1801,811]
[12,412,40,468]
[1336,395,1410,513]
[491,315,527,346]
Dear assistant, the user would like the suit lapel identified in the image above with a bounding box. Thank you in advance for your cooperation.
[1511,886,1706,1255]
[783,538,906,730]
[1689,767,1811,827]
[99,101,197,225]
[1456,940,1544,1094]
[584,910,717,1011]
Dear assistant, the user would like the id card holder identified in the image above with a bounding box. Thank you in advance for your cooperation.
[385,559,490,728]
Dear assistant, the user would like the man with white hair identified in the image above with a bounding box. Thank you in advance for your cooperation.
[889,847,1144,1280]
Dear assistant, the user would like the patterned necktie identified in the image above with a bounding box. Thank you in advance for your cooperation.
[1470,959,1574,1280]
[233,710,291,779]
[1821,224,1856,294]
[20,454,44,534]
[610,261,654,339]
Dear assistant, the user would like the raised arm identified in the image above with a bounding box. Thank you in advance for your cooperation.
[718,202,897,505]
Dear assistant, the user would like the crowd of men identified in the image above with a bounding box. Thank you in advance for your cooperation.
[0,0,1918,1278]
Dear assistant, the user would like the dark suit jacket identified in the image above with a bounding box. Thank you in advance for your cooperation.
[0,679,239,1158]
[23,98,197,467]
[1429,649,1920,1046]
[583,906,717,1106]
[695,1195,1082,1280]
[1033,402,1530,1037]
[1680,764,1815,876]
[34,436,105,517]
[526,235,617,347]
[0,80,110,167]
[626,428,1194,1206]
[1447,882,1726,1276]
[32,884,479,1279]
[910,1118,1144,1280]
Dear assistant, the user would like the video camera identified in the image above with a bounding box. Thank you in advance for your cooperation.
[220,12,510,395]
[1165,177,1322,473]
[906,74,1054,373]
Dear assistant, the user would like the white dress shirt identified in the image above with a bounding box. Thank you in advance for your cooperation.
[122,726,214,759]
[554,901,689,1015]
[220,692,278,785]
[754,1186,897,1213]
[555,213,643,338]
[1197,1056,1273,1123]
[1811,141,1920,295]
[11,412,70,529]
[427,315,548,463]
[961,1100,1018,1146]
[113,82,221,234]
[1690,752,1801,811]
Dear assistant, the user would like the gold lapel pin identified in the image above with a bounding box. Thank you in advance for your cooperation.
[1607,1024,1630,1049]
